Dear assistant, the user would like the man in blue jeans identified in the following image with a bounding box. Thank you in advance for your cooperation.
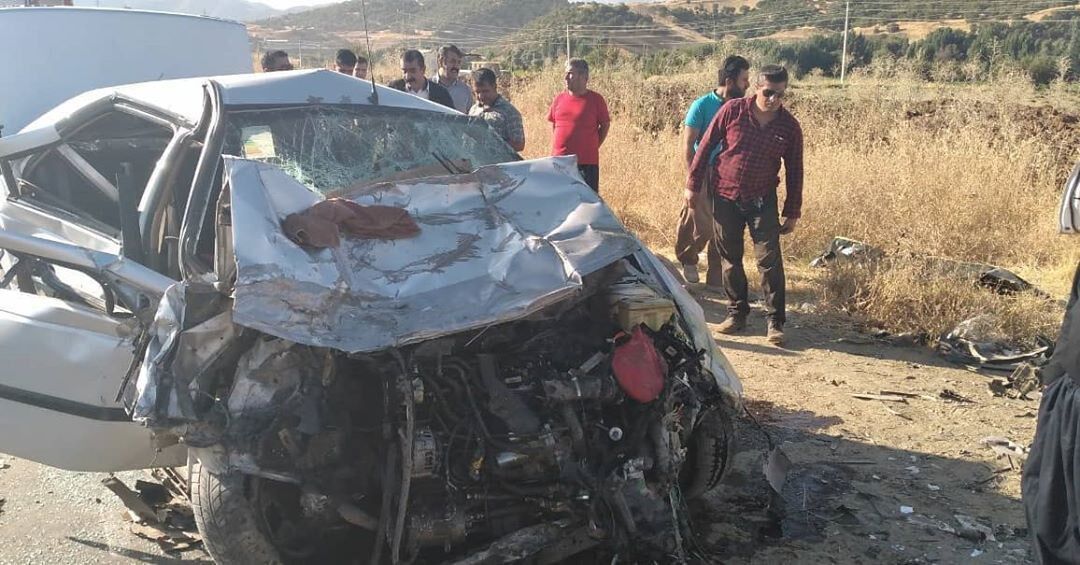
[676,55,750,285]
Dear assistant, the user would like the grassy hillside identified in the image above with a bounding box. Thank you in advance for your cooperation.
[259,0,566,41]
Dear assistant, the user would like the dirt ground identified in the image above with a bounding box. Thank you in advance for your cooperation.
[692,273,1037,565]
[0,272,1039,564]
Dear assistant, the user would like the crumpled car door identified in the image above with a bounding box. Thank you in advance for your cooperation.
[0,128,185,472]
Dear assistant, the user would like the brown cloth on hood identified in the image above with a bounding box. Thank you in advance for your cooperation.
[282,198,421,248]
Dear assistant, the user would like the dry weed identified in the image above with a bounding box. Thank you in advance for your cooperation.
[505,61,1079,342]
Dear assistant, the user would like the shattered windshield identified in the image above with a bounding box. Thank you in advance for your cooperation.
[222,106,519,195]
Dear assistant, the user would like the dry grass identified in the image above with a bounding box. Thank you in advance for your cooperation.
[505,60,1080,343]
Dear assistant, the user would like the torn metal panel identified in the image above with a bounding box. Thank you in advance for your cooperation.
[636,248,743,404]
[132,282,237,424]
[226,156,642,354]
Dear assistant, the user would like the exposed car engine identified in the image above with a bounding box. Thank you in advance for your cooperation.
[194,264,734,563]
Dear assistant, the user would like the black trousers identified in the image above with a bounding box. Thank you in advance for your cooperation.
[712,193,786,324]
[578,164,599,193]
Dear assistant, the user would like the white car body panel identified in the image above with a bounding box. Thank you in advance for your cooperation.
[0,289,184,470]
[0,7,251,135]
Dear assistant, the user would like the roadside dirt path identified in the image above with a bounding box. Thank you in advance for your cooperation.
[693,282,1036,564]
[0,279,1038,564]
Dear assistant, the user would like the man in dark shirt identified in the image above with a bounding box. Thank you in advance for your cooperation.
[686,65,804,346]
[387,50,455,109]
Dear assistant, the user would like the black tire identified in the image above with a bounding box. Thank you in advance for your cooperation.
[679,405,736,499]
[190,457,283,565]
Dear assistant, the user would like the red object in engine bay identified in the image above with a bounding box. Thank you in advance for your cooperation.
[611,325,668,403]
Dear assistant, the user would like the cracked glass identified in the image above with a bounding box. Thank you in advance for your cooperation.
[223,106,519,196]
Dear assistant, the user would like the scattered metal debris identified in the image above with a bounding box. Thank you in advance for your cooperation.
[955,514,996,542]
[809,237,884,267]
[939,389,975,404]
[104,474,203,554]
[938,316,1052,372]
[982,437,1029,469]
[764,447,792,494]
[851,393,909,403]
[101,476,159,524]
[989,363,1043,400]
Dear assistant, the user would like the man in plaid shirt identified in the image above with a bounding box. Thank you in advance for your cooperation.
[685,65,804,346]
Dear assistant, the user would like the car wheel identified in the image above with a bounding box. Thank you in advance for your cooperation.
[190,457,284,565]
[679,405,735,499]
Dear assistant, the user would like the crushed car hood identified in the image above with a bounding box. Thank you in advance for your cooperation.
[226,156,642,354]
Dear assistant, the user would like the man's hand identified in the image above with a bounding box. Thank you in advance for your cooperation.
[779,217,799,235]
[684,189,698,210]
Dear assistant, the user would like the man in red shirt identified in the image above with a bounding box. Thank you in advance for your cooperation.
[685,65,804,346]
[547,58,610,193]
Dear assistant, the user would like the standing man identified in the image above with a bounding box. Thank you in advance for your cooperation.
[334,49,358,75]
[388,50,455,109]
[261,50,293,72]
[353,55,369,80]
[677,55,751,285]
[685,65,803,346]
[547,58,610,193]
[469,68,525,151]
[433,45,473,113]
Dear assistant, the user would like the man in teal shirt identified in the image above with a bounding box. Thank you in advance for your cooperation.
[676,55,750,285]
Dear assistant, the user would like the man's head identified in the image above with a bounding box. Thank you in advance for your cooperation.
[353,55,369,80]
[335,49,358,75]
[261,50,293,72]
[473,68,499,106]
[564,58,589,95]
[401,49,426,88]
[718,55,751,99]
[755,65,789,112]
[437,45,465,83]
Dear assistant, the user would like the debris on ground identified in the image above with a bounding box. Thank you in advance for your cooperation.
[989,363,1043,400]
[763,447,792,493]
[103,474,203,554]
[851,393,910,403]
[940,389,975,404]
[101,476,159,524]
[982,437,1029,468]
[810,237,1047,297]
[809,237,884,267]
[955,514,996,542]
[938,315,1052,372]
[0,459,9,470]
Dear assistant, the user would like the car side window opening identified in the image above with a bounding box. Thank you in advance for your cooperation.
[16,111,173,236]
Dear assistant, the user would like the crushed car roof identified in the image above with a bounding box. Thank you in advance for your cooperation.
[24,69,456,132]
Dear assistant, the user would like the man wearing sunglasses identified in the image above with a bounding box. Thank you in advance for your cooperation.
[685,65,804,347]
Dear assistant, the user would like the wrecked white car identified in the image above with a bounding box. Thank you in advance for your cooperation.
[0,70,742,563]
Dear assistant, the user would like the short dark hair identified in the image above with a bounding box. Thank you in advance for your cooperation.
[438,44,464,62]
[719,55,750,86]
[567,58,589,75]
[474,68,497,87]
[356,54,368,66]
[402,49,425,68]
[759,64,789,84]
[261,50,289,70]
[336,48,357,67]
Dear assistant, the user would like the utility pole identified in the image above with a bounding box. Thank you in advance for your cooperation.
[840,0,850,84]
[566,24,571,59]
